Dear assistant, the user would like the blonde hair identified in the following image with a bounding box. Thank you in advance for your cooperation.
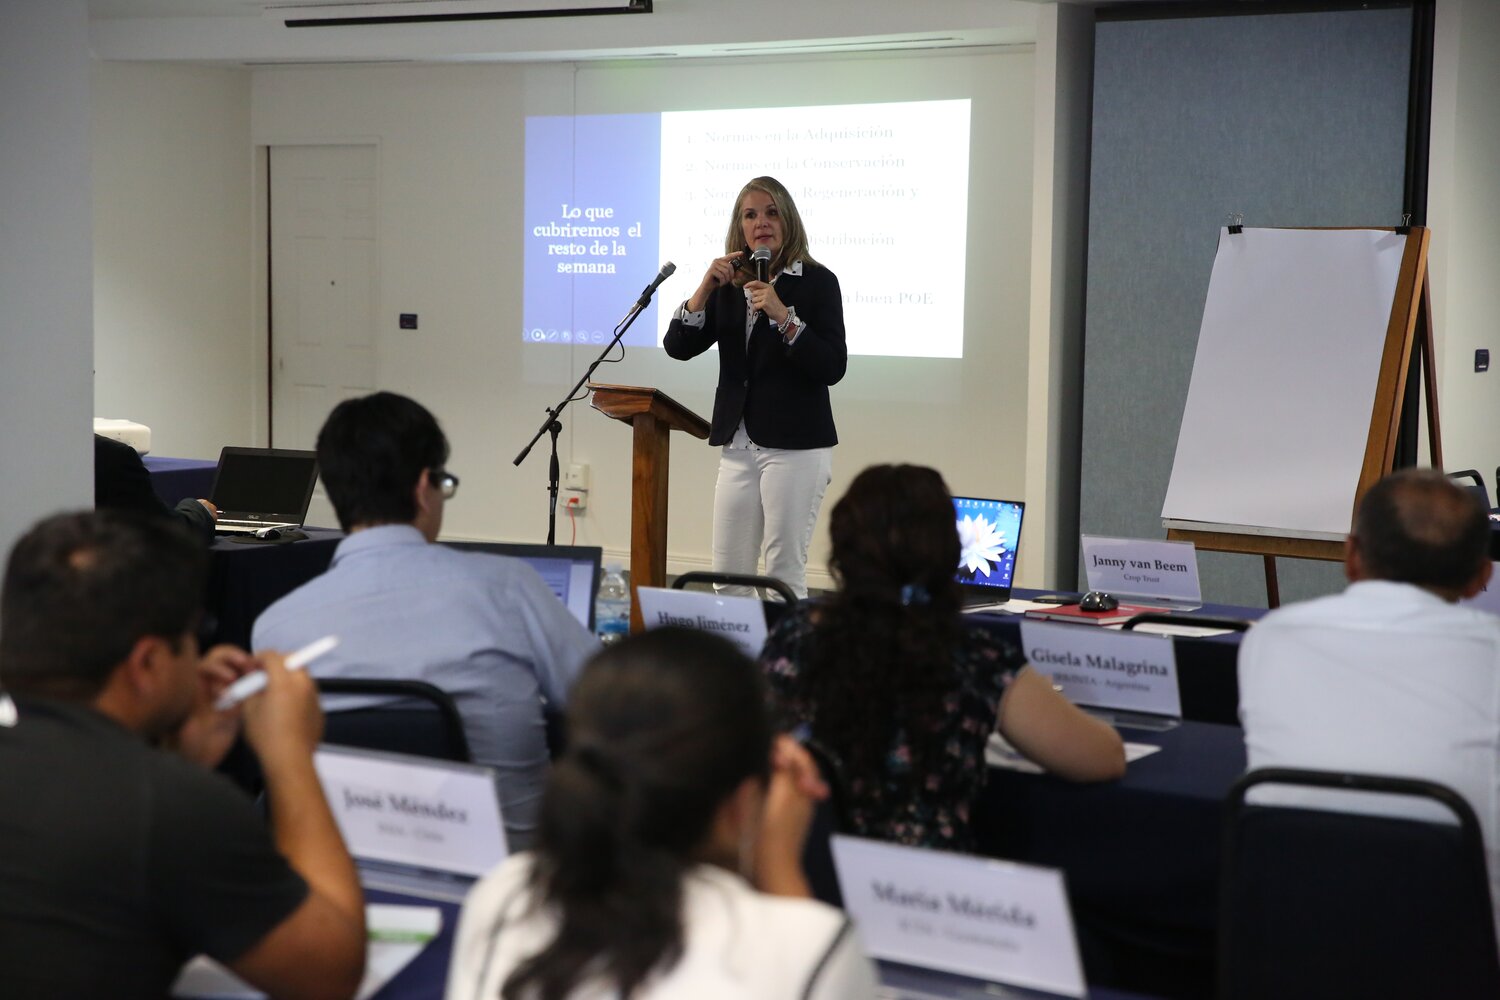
[721,176,818,285]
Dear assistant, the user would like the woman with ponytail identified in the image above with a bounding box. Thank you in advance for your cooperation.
[761,464,1125,852]
[446,627,876,1000]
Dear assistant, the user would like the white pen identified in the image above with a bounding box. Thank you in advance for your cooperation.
[214,635,340,710]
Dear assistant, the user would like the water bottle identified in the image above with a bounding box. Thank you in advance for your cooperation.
[595,563,631,645]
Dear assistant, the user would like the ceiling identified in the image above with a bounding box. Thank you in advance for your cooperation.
[84,0,1063,66]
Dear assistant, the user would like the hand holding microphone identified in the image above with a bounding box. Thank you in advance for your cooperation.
[743,246,787,326]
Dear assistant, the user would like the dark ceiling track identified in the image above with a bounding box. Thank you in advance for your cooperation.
[1096,0,1413,21]
[284,0,650,27]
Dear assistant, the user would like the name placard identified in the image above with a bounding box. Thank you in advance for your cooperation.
[313,746,507,878]
[1081,534,1202,607]
[634,586,767,658]
[832,835,1086,998]
[1021,620,1182,718]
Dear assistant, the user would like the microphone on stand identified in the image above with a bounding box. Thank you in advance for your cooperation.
[751,246,772,283]
[635,261,677,306]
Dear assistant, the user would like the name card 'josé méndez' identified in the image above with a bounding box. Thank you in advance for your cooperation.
[634,586,768,658]
[1020,620,1182,719]
[832,835,1087,998]
[314,746,508,878]
[1081,534,1202,608]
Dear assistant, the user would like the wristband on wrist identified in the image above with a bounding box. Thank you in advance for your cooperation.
[779,306,801,342]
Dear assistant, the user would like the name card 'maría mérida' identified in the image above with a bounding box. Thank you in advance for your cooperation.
[832,835,1086,998]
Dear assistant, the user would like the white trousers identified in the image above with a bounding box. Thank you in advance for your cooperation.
[711,442,833,599]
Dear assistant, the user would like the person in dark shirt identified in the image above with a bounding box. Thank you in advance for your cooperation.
[761,464,1124,851]
[94,432,218,543]
[0,510,365,999]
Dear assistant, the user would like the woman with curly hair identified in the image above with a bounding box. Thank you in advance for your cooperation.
[760,464,1125,851]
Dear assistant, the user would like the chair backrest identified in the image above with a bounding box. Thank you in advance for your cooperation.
[671,571,798,630]
[1448,468,1491,510]
[315,678,471,763]
[1220,767,1500,1000]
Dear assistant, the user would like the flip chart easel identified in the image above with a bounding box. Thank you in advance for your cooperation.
[1161,226,1439,606]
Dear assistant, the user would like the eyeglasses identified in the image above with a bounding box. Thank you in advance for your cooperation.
[431,469,460,499]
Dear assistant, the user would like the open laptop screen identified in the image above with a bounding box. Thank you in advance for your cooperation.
[953,497,1025,599]
[444,542,602,631]
[210,447,319,521]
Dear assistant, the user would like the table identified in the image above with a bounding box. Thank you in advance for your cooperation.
[144,455,217,508]
[970,591,1268,725]
[205,528,342,649]
[361,888,1165,1000]
[977,721,1246,999]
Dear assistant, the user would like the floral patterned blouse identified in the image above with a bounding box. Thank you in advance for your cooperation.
[760,602,1023,852]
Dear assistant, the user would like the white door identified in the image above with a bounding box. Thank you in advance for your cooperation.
[269,144,377,528]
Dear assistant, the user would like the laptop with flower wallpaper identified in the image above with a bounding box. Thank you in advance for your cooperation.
[952,497,1025,610]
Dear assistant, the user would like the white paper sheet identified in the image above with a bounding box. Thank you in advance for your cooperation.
[1161,228,1407,536]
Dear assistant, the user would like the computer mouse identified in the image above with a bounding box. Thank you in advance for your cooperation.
[254,526,283,540]
[1079,591,1119,612]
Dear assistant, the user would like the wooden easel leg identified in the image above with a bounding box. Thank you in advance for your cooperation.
[1263,555,1281,609]
[1419,271,1443,468]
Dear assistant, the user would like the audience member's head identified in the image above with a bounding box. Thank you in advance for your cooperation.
[0,510,206,721]
[316,391,450,534]
[1349,468,1491,599]
[828,463,961,613]
[509,627,773,1000]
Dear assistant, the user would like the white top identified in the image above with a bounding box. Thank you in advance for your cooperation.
[446,854,877,1000]
[1238,579,1500,924]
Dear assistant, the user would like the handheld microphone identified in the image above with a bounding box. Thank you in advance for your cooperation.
[636,261,677,306]
[751,246,772,283]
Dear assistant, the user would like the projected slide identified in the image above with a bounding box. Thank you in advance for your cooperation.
[523,99,971,359]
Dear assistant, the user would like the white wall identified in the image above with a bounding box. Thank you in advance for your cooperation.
[0,0,93,554]
[1429,0,1500,483]
[93,62,256,461]
[248,51,1037,588]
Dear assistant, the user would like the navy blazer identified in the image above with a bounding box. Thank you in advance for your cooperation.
[663,261,846,449]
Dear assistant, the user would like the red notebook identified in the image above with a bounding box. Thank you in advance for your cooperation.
[1023,602,1156,627]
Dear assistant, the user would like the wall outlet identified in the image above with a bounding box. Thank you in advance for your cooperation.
[564,489,587,512]
[564,463,590,490]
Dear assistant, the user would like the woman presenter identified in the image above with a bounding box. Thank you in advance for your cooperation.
[663,176,846,598]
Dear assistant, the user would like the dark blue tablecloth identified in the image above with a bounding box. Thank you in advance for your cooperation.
[206,527,344,649]
[144,455,217,507]
[978,721,1246,999]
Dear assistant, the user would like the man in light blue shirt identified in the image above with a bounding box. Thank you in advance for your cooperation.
[252,392,597,849]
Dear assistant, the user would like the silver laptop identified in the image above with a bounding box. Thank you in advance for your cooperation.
[210,446,319,535]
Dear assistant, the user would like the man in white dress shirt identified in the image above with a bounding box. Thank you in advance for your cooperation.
[1239,468,1500,921]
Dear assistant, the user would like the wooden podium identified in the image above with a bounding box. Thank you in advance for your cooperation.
[588,383,710,631]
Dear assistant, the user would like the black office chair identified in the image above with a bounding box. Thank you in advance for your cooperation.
[316,678,472,763]
[671,571,799,630]
[1449,468,1491,510]
[1220,767,1500,1000]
